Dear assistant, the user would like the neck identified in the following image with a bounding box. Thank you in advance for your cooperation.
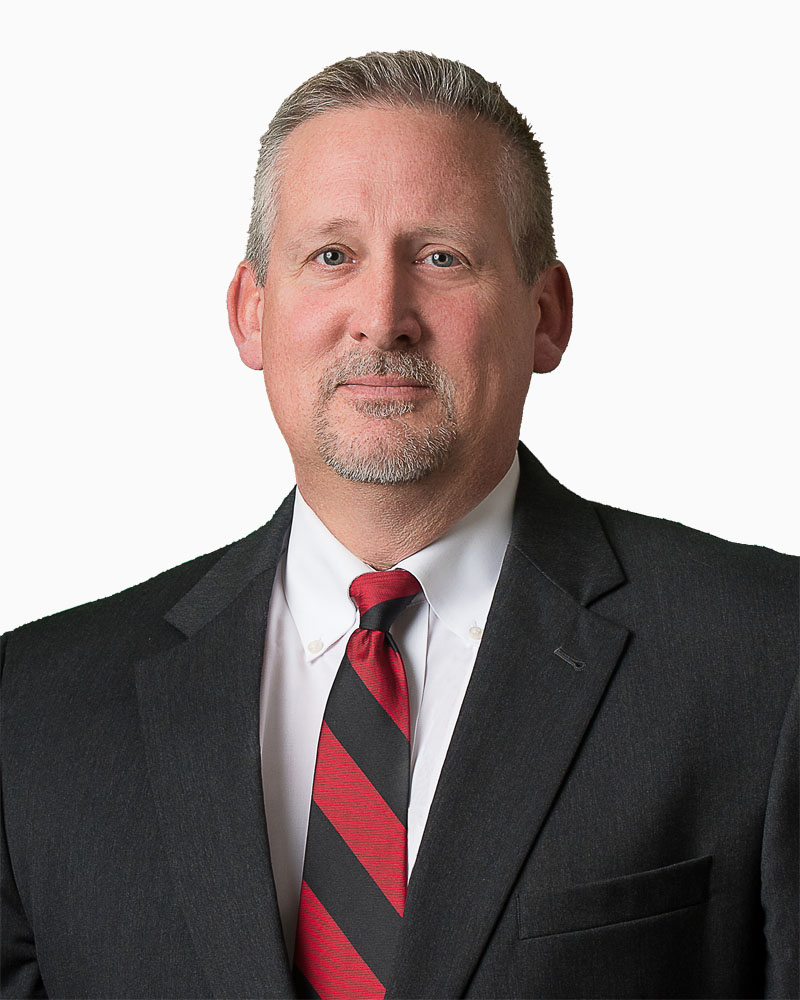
[295,447,516,569]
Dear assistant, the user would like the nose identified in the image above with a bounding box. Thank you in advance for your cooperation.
[347,261,423,350]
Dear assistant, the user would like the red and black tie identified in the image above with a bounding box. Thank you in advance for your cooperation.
[293,569,421,1000]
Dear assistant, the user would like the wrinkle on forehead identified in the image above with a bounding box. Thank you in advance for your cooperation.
[271,106,510,258]
[284,109,501,188]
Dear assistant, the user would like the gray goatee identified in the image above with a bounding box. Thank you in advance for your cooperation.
[314,350,457,484]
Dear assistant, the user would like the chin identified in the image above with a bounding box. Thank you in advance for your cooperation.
[315,412,457,485]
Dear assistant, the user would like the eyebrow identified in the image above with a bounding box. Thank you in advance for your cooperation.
[282,219,483,259]
[411,224,481,246]
[283,219,359,260]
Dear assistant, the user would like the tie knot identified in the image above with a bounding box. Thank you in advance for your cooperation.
[349,569,421,632]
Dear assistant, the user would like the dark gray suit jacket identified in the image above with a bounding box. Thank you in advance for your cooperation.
[2,446,797,999]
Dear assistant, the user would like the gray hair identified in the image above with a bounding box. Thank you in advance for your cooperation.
[246,50,557,286]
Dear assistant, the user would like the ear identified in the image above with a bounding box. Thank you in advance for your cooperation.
[532,262,573,374]
[227,261,264,370]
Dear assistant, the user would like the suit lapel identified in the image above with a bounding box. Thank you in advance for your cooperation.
[133,449,630,998]
[388,447,631,998]
[135,495,296,999]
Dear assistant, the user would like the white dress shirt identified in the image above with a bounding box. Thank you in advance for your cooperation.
[259,456,519,956]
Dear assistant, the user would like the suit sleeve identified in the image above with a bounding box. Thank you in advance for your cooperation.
[0,632,47,999]
[761,675,799,999]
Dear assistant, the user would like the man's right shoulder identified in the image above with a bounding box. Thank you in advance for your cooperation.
[22,539,225,627]
[0,543,222,708]
[1,496,294,684]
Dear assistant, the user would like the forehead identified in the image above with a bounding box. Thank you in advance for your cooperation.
[272,105,507,236]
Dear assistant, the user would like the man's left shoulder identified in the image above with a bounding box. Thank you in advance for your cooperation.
[591,501,798,658]
[594,500,797,591]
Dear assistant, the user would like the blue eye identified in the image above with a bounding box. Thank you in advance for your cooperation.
[425,251,458,268]
[317,249,349,266]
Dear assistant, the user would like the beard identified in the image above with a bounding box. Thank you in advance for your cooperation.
[313,349,457,484]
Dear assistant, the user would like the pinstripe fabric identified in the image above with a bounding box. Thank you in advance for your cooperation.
[293,570,421,1000]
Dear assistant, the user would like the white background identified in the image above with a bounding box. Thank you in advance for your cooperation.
[2,1,797,633]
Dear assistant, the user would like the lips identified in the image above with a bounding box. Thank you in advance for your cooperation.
[337,376,432,400]
[317,349,454,417]
[341,376,429,389]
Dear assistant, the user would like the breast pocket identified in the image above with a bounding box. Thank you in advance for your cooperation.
[517,855,712,939]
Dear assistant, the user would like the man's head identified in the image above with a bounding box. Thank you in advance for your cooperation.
[244,51,556,289]
[228,52,571,503]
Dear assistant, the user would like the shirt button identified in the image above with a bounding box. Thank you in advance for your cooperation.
[307,639,323,654]
[468,626,483,641]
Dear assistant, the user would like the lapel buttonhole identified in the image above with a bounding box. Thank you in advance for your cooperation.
[554,646,586,671]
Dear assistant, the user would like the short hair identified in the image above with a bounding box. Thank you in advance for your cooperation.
[246,51,557,286]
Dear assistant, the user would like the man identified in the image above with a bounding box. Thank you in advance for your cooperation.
[1,50,796,1000]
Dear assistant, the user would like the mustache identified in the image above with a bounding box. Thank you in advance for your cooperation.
[319,350,454,401]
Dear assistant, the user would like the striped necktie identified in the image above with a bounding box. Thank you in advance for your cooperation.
[293,569,421,1000]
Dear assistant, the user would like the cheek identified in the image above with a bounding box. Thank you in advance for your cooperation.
[426,297,529,401]
[259,293,356,449]
[425,297,487,367]
[261,293,344,379]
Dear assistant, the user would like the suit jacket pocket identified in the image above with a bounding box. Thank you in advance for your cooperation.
[517,854,712,939]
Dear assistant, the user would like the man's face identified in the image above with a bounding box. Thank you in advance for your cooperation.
[250,105,548,489]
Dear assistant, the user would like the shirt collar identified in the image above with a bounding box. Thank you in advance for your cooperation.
[397,455,518,644]
[283,492,370,661]
[284,455,519,660]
